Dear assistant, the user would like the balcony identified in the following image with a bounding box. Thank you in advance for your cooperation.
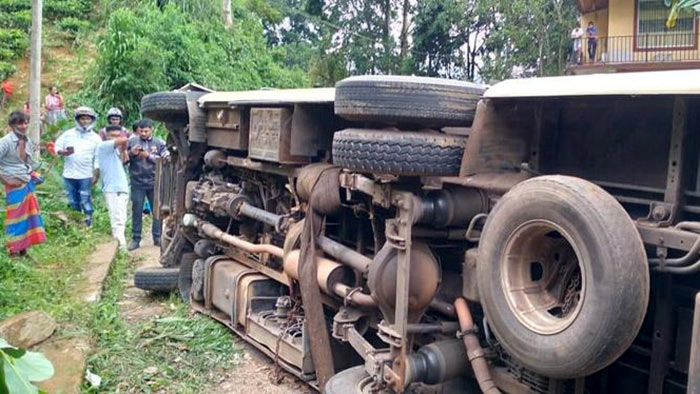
[568,33,700,74]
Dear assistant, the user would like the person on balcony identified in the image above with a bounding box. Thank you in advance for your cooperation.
[586,21,598,62]
[571,22,583,65]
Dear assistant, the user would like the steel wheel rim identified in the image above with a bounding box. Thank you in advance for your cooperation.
[501,220,586,335]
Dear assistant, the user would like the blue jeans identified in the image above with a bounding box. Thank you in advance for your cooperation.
[64,177,93,218]
[131,186,161,243]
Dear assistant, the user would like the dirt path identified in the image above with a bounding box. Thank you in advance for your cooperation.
[119,242,311,394]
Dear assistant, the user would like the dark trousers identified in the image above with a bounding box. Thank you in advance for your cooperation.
[131,186,161,243]
[588,39,597,61]
[63,177,93,218]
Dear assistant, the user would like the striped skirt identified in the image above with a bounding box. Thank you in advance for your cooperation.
[4,180,46,254]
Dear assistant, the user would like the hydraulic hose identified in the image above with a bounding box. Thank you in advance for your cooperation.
[454,297,501,394]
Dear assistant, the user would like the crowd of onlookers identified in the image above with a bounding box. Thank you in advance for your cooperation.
[0,90,169,256]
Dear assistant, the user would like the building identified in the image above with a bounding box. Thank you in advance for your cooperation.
[571,0,700,74]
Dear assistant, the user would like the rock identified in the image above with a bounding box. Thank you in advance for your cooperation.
[36,337,91,394]
[0,310,57,348]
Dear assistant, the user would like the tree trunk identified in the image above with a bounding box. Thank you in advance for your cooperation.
[383,0,391,72]
[29,0,42,153]
[222,0,233,29]
[399,0,411,61]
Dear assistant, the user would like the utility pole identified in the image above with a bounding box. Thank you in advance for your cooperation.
[223,0,233,29]
[29,0,42,153]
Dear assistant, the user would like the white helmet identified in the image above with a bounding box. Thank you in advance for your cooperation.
[106,107,123,120]
[74,106,97,120]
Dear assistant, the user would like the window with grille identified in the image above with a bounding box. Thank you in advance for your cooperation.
[636,0,697,49]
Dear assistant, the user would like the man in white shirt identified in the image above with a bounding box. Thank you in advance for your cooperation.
[55,106,102,226]
[571,22,583,65]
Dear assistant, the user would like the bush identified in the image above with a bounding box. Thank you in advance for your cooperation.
[0,29,28,59]
[0,0,29,13]
[57,16,92,34]
[45,0,92,20]
[0,10,32,30]
[85,3,308,118]
[0,61,16,80]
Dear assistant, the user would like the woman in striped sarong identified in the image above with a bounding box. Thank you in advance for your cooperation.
[1,111,46,257]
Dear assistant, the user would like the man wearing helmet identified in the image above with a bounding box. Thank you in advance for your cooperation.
[98,107,131,141]
[54,106,102,226]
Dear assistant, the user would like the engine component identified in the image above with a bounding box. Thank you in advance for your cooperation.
[237,202,288,232]
[183,214,284,258]
[203,149,226,169]
[367,242,440,324]
[317,235,372,274]
[296,164,342,217]
[405,339,469,385]
[420,188,487,228]
[193,239,217,258]
[283,250,354,295]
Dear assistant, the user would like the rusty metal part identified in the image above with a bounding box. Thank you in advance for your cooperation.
[404,339,469,385]
[420,188,488,228]
[283,250,354,295]
[296,164,343,216]
[368,242,441,325]
[405,322,459,335]
[203,149,226,169]
[204,105,249,150]
[333,283,377,308]
[183,214,284,257]
[687,292,700,394]
[317,235,372,274]
[339,171,392,209]
[501,221,584,335]
[442,172,532,195]
[237,202,287,232]
[429,298,457,318]
[649,222,700,273]
[249,107,309,164]
[454,297,501,394]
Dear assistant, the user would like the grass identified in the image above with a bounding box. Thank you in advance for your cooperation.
[84,269,239,393]
[0,154,239,393]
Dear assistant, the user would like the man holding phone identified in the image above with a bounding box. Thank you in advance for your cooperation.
[55,106,102,226]
[127,118,169,250]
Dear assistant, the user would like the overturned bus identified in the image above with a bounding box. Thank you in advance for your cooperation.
[136,70,700,394]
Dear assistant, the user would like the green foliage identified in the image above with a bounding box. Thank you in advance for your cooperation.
[0,62,16,81]
[0,29,28,59]
[0,338,54,394]
[84,2,308,118]
[57,17,92,35]
[0,9,31,31]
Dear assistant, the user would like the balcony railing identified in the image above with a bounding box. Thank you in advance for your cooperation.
[571,33,700,66]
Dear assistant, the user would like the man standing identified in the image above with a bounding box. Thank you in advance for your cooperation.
[98,107,131,140]
[0,111,47,257]
[127,118,169,250]
[94,125,130,250]
[586,21,598,62]
[570,22,583,65]
[55,106,102,226]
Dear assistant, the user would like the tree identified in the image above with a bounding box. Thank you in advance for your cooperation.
[666,0,700,28]
[480,0,576,81]
[411,0,494,80]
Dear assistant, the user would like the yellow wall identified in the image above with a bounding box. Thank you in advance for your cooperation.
[608,0,635,37]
